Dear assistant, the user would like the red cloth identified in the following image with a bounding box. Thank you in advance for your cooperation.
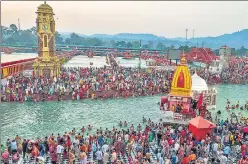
[196,93,203,109]
[177,72,185,88]
[243,126,248,133]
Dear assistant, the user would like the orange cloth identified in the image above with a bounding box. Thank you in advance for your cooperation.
[80,144,88,152]
[80,152,86,160]
[188,154,196,161]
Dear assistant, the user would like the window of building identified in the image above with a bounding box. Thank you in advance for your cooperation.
[44,35,48,47]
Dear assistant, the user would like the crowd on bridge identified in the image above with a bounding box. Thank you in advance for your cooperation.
[1,115,248,164]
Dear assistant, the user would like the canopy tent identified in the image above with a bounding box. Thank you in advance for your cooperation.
[188,116,216,140]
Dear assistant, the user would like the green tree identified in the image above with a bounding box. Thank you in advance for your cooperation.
[69,32,81,45]
[142,44,149,49]
[65,38,70,45]
[16,29,36,45]
[131,41,140,49]
[126,42,133,48]
[169,45,175,50]
[116,41,126,48]
[178,45,190,53]
[148,41,153,49]
[110,40,116,48]
[9,24,18,35]
[156,42,166,50]
[55,31,64,44]
[1,26,8,36]
[30,26,37,33]
[239,46,247,56]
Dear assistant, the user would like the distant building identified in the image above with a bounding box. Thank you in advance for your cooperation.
[168,49,181,65]
[209,60,223,74]
[231,48,236,56]
[219,45,231,68]
[168,49,181,60]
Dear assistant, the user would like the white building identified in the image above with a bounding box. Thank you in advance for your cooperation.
[191,73,217,110]
[209,60,223,74]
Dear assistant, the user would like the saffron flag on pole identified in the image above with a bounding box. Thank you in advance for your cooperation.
[196,92,203,109]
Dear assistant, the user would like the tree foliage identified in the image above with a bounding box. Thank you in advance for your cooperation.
[2,24,248,56]
[178,45,191,53]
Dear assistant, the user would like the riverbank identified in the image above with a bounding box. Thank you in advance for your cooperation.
[1,84,248,142]
[1,89,167,103]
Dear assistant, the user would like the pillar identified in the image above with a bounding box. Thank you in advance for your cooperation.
[50,68,54,78]
[33,67,37,77]
[56,65,60,76]
[39,68,43,77]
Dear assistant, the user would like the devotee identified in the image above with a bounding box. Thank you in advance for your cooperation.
[1,116,248,163]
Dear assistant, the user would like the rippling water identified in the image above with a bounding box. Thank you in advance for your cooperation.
[1,84,248,141]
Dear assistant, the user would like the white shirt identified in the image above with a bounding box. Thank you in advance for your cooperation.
[174,143,180,151]
[102,145,109,153]
[103,153,109,164]
[56,145,64,154]
[74,139,80,145]
[203,158,208,164]
[124,134,129,141]
[220,155,227,164]
[213,143,218,151]
[164,159,170,164]
[95,150,103,160]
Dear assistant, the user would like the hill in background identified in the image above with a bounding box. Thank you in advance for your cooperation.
[60,29,248,49]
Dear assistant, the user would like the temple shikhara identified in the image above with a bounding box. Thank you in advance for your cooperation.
[160,53,192,117]
[168,53,192,112]
[33,2,60,78]
[160,53,217,120]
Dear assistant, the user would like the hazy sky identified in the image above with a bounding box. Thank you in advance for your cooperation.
[2,1,248,38]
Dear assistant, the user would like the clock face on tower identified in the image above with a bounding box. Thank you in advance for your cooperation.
[42,24,48,31]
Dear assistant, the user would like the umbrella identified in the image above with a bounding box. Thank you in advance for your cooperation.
[243,126,248,133]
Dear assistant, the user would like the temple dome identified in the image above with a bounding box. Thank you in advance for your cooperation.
[37,2,54,14]
[191,73,208,92]
[170,53,192,97]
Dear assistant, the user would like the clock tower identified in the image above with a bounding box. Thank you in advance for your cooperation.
[33,1,60,78]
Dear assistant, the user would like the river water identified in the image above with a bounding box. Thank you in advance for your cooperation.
[1,53,248,141]
[1,84,248,141]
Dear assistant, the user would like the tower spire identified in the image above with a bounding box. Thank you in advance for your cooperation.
[18,18,20,30]
[185,29,188,40]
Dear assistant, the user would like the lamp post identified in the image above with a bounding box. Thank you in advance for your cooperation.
[138,40,141,69]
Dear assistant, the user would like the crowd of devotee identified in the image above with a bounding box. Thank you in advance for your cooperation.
[1,54,248,102]
[2,54,248,164]
[0,66,171,102]
[1,116,248,164]
[141,53,248,85]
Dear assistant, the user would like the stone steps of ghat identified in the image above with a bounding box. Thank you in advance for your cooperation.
[6,143,158,164]
[8,142,239,164]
